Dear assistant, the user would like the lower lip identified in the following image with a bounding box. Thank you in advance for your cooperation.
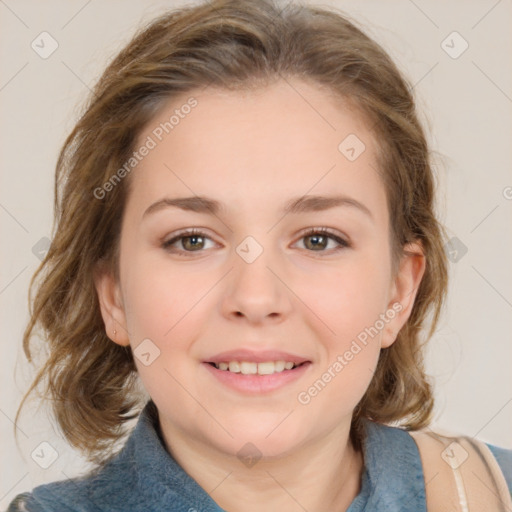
[202,362,312,394]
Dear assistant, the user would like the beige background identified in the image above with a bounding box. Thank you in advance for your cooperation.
[1,0,511,506]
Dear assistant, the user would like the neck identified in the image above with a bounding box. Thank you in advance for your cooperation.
[159,419,364,512]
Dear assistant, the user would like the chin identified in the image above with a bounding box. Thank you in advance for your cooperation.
[216,418,309,459]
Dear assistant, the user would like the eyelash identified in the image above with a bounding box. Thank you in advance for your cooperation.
[161,227,350,256]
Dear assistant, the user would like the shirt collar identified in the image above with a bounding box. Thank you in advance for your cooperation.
[129,402,426,511]
[126,400,225,511]
[346,418,427,511]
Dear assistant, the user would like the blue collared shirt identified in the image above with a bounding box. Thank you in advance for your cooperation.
[9,401,512,511]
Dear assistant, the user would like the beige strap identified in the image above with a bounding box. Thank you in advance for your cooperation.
[410,429,512,512]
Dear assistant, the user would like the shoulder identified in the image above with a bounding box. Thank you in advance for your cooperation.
[407,425,512,507]
[359,419,512,508]
[7,407,155,512]
[7,401,224,512]
[6,403,146,511]
[411,426,512,495]
[7,445,139,512]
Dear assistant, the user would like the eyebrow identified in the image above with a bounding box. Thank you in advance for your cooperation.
[142,194,373,220]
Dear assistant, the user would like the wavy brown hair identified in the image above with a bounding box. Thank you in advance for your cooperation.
[18,0,448,464]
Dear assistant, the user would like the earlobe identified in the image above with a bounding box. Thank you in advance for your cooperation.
[93,263,130,347]
[381,241,426,349]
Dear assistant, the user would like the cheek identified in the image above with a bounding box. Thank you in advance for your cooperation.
[121,258,209,400]
[292,252,391,406]
[295,252,392,341]
[296,271,385,416]
[121,254,209,344]
[120,254,234,412]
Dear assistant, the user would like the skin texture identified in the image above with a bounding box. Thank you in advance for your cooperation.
[95,78,426,511]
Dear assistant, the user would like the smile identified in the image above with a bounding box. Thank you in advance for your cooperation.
[209,361,305,375]
[203,360,312,394]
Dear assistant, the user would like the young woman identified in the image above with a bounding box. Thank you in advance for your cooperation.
[9,0,512,510]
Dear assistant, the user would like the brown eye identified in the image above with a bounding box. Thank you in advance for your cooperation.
[180,234,206,251]
[297,228,350,252]
[303,233,329,251]
[162,229,215,254]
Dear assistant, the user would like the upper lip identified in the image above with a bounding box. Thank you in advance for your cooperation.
[205,349,311,364]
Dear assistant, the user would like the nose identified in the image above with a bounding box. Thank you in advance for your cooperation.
[220,240,292,325]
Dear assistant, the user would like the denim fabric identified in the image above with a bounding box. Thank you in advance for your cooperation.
[8,401,512,511]
[488,442,512,491]
[346,420,427,512]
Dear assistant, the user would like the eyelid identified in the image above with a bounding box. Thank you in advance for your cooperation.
[296,226,347,240]
[163,227,213,240]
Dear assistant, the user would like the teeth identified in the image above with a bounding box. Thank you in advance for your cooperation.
[213,360,300,375]
[274,361,286,372]
[240,362,257,375]
[228,361,240,373]
[257,362,276,375]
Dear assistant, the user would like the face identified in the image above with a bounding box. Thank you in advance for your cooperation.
[96,78,425,459]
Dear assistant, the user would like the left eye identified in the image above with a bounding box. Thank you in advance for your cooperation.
[294,228,350,252]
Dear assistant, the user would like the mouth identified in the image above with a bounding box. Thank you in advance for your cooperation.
[202,350,312,393]
[206,360,308,375]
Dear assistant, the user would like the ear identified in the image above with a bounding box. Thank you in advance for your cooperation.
[93,262,130,347]
[381,241,426,349]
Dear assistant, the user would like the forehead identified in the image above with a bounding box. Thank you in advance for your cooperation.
[127,78,386,219]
